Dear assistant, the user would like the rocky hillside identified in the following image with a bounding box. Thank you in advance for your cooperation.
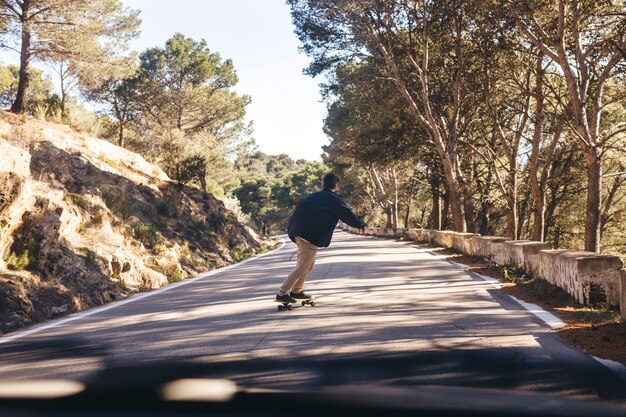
[0,112,270,334]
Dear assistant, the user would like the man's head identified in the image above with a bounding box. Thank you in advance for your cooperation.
[322,172,340,191]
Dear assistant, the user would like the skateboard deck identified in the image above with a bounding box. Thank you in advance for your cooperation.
[274,298,316,311]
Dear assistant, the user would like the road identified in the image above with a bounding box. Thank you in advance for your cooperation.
[1,231,625,403]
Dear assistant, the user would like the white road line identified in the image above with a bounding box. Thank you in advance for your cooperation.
[507,295,566,329]
[0,239,286,345]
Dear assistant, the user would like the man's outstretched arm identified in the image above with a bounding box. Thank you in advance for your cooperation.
[332,196,365,229]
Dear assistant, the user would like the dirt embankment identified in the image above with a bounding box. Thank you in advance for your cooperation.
[0,112,271,335]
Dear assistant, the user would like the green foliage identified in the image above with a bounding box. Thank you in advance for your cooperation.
[171,155,207,187]
[231,247,254,262]
[167,269,184,284]
[131,222,161,248]
[152,243,167,255]
[233,153,330,235]
[1,0,140,113]
[156,197,178,218]
[5,250,30,270]
[489,260,527,283]
[113,33,252,195]
[68,105,103,136]
[0,64,58,115]
[85,249,97,264]
[101,187,129,219]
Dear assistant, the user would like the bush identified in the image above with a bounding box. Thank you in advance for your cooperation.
[101,187,130,219]
[131,221,160,248]
[68,105,103,136]
[156,198,178,218]
[86,249,97,264]
[153,243,167,255]
[231,247,254,262]
[168,269,184,284]
[6,250,29,270]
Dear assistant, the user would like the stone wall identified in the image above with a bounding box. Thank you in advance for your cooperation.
[340,225,625,318]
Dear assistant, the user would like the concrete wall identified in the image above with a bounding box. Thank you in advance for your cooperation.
[339,225,625,316]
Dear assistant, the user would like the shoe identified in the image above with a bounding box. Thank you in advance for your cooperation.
[275,293,296,303]
[290,291,311,300]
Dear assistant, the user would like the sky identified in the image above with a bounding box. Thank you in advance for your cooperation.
[122,0,328,161]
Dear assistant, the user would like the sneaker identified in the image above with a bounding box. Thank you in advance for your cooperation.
[275,293,296,303]
[290,291,311,300]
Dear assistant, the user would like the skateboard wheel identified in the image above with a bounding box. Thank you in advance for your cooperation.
[301,301,306,306]
[278,305,284,311]
[287,305,293,310]
[310,301,316,307]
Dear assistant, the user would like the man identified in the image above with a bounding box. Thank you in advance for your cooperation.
[276,172,366,303]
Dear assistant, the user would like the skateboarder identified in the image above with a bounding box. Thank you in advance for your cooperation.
[276,172,365,303]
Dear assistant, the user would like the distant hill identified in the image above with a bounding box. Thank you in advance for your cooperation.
[0,111,271,334]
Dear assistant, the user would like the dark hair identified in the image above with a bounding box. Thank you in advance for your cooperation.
[323,172,340,189]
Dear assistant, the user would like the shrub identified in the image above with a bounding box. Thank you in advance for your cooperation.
[231,247,254,262]
[6,250,29,270]
[153,243,167,255]
[101,187,130,219]
[131,222,160,248]
[86,249,97,264]
[168,269,183,284]
[156,198,178,218]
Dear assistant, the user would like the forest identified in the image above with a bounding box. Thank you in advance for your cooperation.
[287,0,626,257]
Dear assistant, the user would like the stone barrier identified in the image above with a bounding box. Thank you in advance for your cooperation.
[470,236,508,260]
[452,233,480,254]
[538,250,622,306]
[433,230,456,248]
[508,241,552,278]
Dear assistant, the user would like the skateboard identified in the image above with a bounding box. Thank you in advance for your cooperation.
[275,298,316,311]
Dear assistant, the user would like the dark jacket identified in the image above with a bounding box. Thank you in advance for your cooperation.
[287,188,365,247]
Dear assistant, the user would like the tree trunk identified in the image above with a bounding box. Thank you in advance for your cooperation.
[430,180,441,230]
[11,12,31,114]
[385,207,392,229]
[584,148,602,252]
[118,123,125,148]
[529,54,545,241]
[518,197,529,240]
[404,203,410,229]
[441,159,466,232]
[507,163,518,239]
[441,191,450,230]
[59,64,67,117]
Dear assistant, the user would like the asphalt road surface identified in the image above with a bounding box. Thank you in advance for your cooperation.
[1,231,626,404]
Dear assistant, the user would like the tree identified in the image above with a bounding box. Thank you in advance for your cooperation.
[510,0,626,252]
[289,0,511,233]
[136,33,249,141]
[0,63,55,113]
[84,66,140,148]
[0,0,140,114]
[128,33,251,193]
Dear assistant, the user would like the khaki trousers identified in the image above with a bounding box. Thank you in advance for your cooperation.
[279,236,318,295]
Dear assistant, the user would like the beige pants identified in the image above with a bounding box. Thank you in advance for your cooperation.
[279,236,318,295]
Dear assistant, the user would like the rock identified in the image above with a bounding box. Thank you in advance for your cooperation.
[50,304,68,317]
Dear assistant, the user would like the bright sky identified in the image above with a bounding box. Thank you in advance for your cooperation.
[122,0,328,161]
